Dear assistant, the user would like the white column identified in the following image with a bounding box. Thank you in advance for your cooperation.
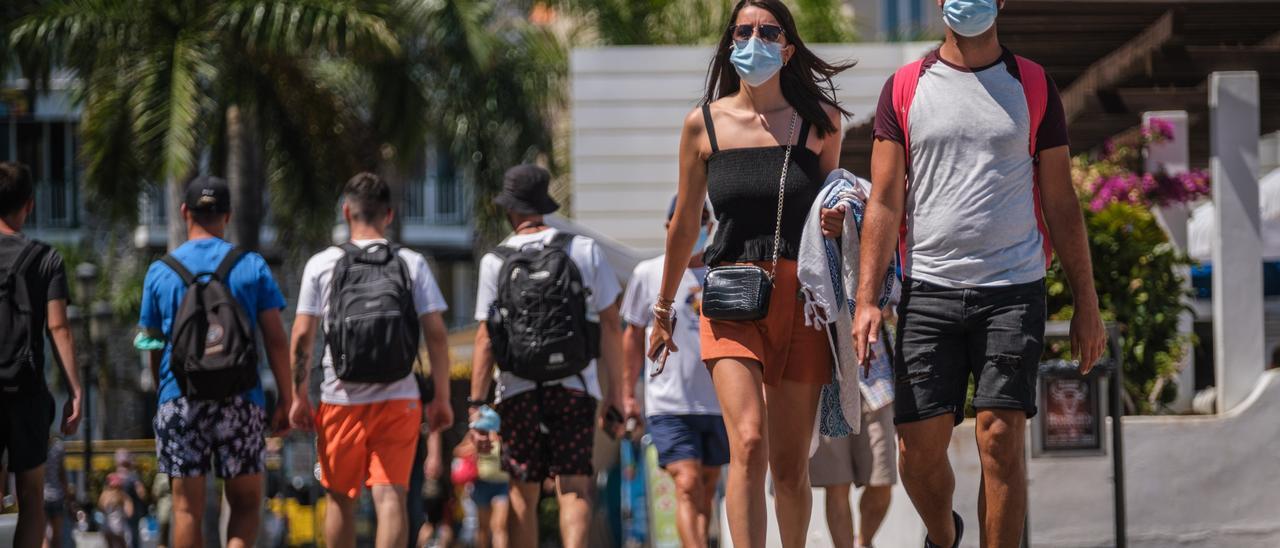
[1146,111,1191,249]
[1210,72,1263,412]
[1144,110,1195,412]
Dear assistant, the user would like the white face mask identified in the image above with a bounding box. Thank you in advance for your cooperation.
[730,37,784,87]
[692,224,711,255]
[942,0,998,38]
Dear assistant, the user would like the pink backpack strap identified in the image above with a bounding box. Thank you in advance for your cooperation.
[1016,56,1048,157]
[891,60,925,272]
[1015,55,1054,267]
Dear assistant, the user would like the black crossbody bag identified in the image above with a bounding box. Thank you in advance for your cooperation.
[702,111,797,322]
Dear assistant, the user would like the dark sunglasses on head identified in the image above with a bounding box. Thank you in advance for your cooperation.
[729,23,784,43]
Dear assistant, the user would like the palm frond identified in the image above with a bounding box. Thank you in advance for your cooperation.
[219,0,401,59]
[127,32,217,182]
[248,55,374,250]
[79,58,146,222]
[9,0,148,82]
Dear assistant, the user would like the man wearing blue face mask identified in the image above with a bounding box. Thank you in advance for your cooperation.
[855,1,1108,548]
[621,196,725,548]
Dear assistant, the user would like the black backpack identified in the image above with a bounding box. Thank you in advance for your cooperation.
[0,240,43,391]
[325,242,420,383]
[161,248,259,401]
[486,232,598,383]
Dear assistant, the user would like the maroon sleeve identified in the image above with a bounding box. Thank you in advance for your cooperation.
[1035,74,1069,153]
[872,75,903,144]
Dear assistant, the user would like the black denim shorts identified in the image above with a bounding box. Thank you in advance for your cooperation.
[893,277,1046,425]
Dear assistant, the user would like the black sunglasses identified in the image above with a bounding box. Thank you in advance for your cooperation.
[729,23,784,43]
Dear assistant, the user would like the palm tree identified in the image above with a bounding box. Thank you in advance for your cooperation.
[333,0,568,246]
[9,0,400,251]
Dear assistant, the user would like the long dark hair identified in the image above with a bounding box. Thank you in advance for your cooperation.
[701,0,853,137]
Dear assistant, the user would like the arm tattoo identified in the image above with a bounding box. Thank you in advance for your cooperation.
[292,346,310,389]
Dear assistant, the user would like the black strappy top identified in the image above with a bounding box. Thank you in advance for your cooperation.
[701,104,824,267]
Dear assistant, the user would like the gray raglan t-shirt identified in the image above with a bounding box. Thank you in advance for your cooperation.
[874,48,1069,288]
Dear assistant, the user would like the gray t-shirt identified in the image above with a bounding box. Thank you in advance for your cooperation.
[874,48,1069,288]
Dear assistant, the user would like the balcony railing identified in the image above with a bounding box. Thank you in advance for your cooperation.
[27,179,79,229]
[401,174,469,227]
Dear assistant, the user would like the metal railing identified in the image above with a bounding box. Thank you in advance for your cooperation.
[27,178,79,229]
[401,173,469,227]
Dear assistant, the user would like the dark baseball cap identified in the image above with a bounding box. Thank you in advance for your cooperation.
[184,176,230,213]
[493,164,560,215]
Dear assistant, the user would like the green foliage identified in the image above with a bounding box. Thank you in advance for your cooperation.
[9,0,398,247]
[8,0,566,250]
[1045,199,1194,414]
[547,0,853,45]
[792,0,855,43]
[394,0,567,246]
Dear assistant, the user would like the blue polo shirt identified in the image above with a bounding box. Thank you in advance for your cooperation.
[138,237,286,407]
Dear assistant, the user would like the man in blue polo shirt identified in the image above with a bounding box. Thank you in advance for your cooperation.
[138,176,292,548]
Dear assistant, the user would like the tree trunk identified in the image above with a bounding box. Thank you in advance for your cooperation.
[165,174,186,251]
[226,105,262,250]
[379,143,405,243]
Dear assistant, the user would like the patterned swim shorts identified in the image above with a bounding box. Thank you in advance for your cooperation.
[496,386,597,483]
[154,396,266,479]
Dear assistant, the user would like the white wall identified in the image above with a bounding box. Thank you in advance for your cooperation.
[569,42,934,255]
[729,371,1280,547]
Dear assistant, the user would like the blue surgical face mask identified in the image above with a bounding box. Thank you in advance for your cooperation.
[692,224,711,255]
[942,0,998,38]
[730,37,784,87]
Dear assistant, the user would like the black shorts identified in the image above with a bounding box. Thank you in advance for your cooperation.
[0,387,54,472]
[496,386,597,483]
[894,278,1046,425]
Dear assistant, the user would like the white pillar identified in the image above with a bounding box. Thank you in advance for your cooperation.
[1210,72,1263,412]
[1146,111,1192,249]
[1144,110,1196,412]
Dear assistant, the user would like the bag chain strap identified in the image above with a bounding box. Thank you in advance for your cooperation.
[768,110,798,282]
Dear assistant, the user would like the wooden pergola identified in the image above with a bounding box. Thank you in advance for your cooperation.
[840,0,1280,173]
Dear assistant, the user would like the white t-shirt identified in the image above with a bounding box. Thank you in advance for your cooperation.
[296,239,448,405]
[621,256,720,417]
[474,229,621,403]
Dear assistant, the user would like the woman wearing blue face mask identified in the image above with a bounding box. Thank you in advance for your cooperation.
[647,1,854,546]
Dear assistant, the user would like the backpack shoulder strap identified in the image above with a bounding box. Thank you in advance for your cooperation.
[891,59,926,162]
[548,231,575,251]
[1015,55,1048,158]
[701,104,720,154]
[330,244,361,290]
[159,255,196,286]
[8,239,42,279]
[338,242,362,258]
[1013,55,1054,268]
[491,245,519,261]
[891,58,925,278]
[213,246,249,282]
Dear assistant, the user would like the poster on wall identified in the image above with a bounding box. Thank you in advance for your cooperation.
[1033,374,1105,457]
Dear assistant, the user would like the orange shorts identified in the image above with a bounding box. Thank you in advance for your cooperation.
[700,258,832,386]
[316,399,422,498]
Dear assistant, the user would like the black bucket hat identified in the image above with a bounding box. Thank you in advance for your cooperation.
[493,164,560,215]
